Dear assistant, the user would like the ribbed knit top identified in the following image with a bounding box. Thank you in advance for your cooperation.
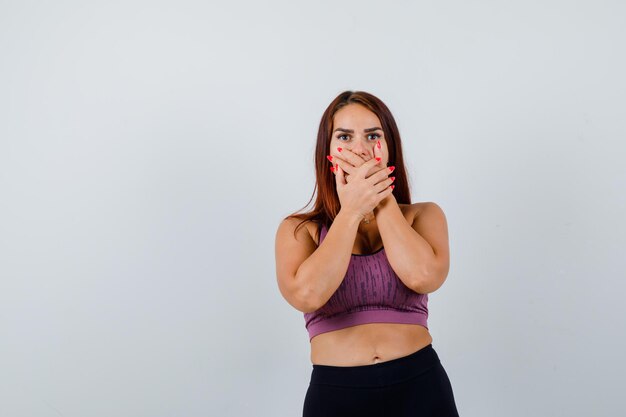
[304,223,429,342]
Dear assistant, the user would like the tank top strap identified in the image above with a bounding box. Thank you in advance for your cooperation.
[319,222,328,244]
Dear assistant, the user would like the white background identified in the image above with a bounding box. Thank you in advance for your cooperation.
[1,1,625,416]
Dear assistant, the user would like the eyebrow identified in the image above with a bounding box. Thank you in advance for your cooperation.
[333,127,382,133]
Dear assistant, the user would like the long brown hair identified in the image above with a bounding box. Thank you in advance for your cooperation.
[283,90,411,242]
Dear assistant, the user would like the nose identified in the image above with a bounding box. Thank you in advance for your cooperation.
[350,138,372,158]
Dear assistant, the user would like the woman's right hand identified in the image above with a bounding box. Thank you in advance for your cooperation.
[333,156,395,220]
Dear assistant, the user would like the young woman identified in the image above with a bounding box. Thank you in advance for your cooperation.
[275,90,460,416]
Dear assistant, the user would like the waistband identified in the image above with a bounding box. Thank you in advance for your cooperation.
[309,343,440,388]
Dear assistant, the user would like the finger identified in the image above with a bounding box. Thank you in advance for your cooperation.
[337,147,368,168]
[327,153,346,176]
[376,183,395,204]
[363,141,384,180]
[373,171,394,193]
[328,150,352,171]
[370,164,393,185]
[328,151,344,165]
[357,154,383,177]
[334,157,358,178]
[374,139,383,163]
[334,163,346,187]
[330,148,349,166]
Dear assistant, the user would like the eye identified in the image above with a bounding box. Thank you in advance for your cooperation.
[336,133,382,141]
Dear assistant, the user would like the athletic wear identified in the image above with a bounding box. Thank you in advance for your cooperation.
[302,343,460,417]
[304,223,429,341]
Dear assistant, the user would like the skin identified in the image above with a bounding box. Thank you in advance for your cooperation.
[328,104,392,227]
[307,103,433,366]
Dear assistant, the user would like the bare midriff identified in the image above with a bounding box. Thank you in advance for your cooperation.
[310,322,433,366]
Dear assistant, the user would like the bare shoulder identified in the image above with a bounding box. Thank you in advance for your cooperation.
[275,217,322,261]
[395,201,441,224]
[395,202,419,224]
[275,216,317,247]
[408,201,446,224]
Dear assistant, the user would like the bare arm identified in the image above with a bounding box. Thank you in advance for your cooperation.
[275,209,362,313]
[294,209,362,311]
[374,197,450,294]
[276,155,391,313]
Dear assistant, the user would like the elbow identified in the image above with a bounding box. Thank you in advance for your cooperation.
[411,270,446,294]
[294,272,321,313]
[411,257,449,294]
[297,287,321,313]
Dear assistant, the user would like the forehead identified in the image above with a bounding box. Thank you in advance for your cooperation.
[333,104,380,126]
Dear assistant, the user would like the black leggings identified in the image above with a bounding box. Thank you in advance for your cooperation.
[302,344,460,417]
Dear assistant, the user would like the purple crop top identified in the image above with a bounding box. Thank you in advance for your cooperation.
[304,223,429,342]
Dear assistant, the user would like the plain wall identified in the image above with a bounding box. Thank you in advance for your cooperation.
[1,0,625,416]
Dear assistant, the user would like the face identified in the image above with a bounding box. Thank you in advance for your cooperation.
[330,103,389,173]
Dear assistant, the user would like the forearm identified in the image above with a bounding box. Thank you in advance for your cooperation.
[295,209,362,311]
[374,195,436,292]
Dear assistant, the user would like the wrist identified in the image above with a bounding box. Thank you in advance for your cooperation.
[337,208,364,227]
[374,193,396,215]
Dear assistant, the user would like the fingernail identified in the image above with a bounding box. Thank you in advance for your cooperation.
[375,157,381,162]
[327,155,333,162]
[337,147,342,152]
[389,166,395,172]
[391,184,395,190]
[377,140,381,149]
[390,176,395,182]
[330,166,335,172]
